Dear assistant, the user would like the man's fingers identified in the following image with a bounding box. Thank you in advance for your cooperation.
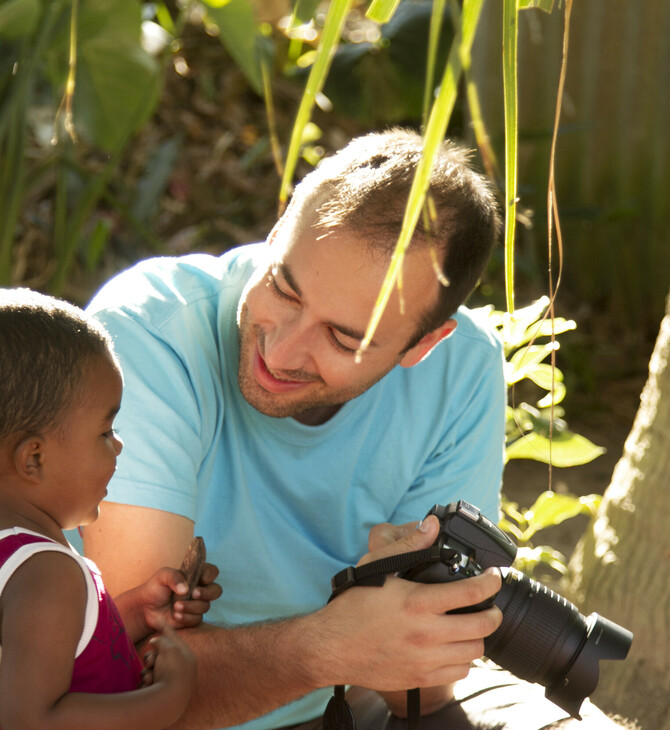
[361,515,441,565]
[410,569,502,613]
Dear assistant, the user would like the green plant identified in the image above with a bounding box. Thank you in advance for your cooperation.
[483,295,606,575]
[0,0,162,290]
[500,490,600,577]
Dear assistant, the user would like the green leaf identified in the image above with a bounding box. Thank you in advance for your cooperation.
[367,0,402,24]
[536,381,566,407]
[205,0,263,94]
[291,0,321,24]
[505,342,559,384]
[0,0,41,39]
[515,545,567,576]
[525,362,564,389]
[58,0,162,152]
[357,0,485,354]
[279,0,354,205]
[502,0,518,312]
[505,431,606,466]
[85,216,112,271]
[518,0,555,12]
[500,296,549,346]
[523,490,592,533]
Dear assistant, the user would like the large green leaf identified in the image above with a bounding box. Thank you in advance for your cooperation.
[0,0,41,39]
[522,490,598,534]
[204,0,263,95]
[51,0,162,152]
[505,431,606,466]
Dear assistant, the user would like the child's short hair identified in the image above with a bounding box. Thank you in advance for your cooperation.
[0,288,115,442]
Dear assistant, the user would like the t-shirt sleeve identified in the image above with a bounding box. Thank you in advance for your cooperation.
[95,308,204,522]
[391,330,506,526]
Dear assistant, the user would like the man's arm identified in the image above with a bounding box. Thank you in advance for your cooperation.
[85,504,502,730]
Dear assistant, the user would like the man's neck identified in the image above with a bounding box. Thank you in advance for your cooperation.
[292,403,343,426]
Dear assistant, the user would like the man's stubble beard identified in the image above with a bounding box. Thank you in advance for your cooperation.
[236,303,397,421]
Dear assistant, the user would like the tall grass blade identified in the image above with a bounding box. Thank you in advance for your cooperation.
[278,0,353,211]
[502,0,518,313]
[356,0,484,359]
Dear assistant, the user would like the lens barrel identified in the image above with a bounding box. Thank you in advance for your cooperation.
[484,568,633,718]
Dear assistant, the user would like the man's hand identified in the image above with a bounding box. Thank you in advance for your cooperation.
[365,514,438,559]
[307,514,502,709]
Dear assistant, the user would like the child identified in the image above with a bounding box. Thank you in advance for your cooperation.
[0,288,221,729]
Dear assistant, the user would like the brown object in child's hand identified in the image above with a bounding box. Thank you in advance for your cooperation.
[179,536,206,599]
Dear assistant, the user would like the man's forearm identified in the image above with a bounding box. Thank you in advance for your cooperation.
[168,616,324,730]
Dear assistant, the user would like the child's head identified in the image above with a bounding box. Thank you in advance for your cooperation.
[0,288,117,444]
[0,289,124,530]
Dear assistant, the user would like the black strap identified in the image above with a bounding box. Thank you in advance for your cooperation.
[324,547,445,730]
[329,545,442,600]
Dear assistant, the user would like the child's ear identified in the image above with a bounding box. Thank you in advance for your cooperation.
[14,435,45,483]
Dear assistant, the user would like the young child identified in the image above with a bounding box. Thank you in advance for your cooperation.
[0,288,221,729]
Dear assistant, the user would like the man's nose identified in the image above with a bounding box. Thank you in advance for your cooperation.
[263,315,315,373]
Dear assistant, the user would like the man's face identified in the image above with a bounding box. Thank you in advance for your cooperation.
[236,226,446,425]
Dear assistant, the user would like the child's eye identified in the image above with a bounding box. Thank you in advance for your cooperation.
[103,428,118,439]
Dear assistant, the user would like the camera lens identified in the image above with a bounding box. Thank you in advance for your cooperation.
[485,568,632,718]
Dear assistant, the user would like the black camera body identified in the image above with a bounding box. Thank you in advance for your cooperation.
[399,500,633,719]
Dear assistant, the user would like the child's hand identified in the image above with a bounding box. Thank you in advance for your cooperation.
[139,562,222,634]
[141,625,197,709]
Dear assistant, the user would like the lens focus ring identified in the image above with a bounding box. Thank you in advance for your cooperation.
[485,569,586,684]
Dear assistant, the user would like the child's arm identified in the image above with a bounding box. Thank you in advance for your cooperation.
[114,562,222,644]
[0,551,195,730]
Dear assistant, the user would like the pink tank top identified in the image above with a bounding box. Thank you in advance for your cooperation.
[0,528,143,693]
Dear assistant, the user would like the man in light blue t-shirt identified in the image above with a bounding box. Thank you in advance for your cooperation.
[82,130,620,730]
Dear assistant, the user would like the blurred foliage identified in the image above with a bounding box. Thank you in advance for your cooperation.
[500,490,600,577]
[481,296,606,576]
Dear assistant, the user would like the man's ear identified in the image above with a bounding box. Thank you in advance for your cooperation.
[399,319,458,368]
[13,435,45,483]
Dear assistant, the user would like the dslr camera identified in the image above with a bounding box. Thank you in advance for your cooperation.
[399,500,633,719]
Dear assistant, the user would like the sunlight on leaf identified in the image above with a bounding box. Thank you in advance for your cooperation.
[515,545,567,576]
[518,0,555,12]
[505,431,606,466]
[356,0,484,359]
[366,0,402,24]
[505,342,560,384]
[279,0,353,208]
[502,0,518,312]
[524,491,594,533]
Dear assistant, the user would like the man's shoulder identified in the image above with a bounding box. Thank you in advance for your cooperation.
[452,305,503,350]
[86,243,263,324]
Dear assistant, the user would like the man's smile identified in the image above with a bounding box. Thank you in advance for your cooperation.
[252,345,320,394]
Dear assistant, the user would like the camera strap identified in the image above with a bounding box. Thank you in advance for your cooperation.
[323,544,445,730]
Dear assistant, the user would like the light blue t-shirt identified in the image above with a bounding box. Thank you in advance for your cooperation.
[84,243,506,730]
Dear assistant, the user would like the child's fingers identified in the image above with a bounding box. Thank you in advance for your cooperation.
[153,566,190,597]
[191,579,222,602]
[198,562,220,585]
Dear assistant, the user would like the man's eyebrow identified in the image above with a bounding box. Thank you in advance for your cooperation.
[278,262,379,348]
[278,262,302,297]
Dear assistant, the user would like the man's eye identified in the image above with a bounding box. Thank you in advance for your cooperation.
[268,274,297,302]
[328,329,358,355]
